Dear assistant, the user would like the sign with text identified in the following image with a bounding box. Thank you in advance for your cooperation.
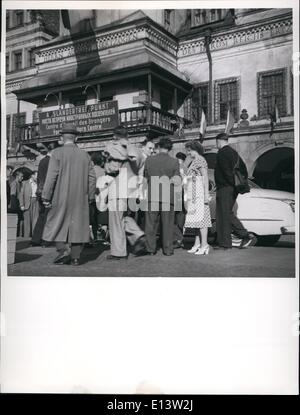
[39,100,119,137]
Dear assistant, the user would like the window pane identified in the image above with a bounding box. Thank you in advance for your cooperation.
[184,84,209,123]
[260,72,285,117]
[16,11,24,26]
[217,80,238,122]
[14,52,22,70]
[28,50,35,67]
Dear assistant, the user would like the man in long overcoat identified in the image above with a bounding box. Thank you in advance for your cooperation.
[42,124,96,265]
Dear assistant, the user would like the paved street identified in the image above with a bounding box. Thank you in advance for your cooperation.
[8,236,295,278]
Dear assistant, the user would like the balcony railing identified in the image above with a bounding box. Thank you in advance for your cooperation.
[18,122,39,142]
[119,105,179,132]
[17,106,184,144]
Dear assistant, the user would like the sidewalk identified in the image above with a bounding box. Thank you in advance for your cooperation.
[7,236,295,278]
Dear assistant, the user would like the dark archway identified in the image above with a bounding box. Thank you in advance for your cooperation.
[252,147,294,192]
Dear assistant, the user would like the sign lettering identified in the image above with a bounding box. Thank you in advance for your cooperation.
[39,100,119,137]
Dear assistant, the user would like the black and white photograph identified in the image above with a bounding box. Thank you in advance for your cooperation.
[1,0,299,395]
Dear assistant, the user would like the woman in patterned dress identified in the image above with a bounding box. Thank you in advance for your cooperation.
[183,141,212,255]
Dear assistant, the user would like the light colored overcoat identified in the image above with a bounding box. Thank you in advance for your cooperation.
[42,143,96,243]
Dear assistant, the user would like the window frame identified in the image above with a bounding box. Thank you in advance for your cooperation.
[27,48,35,68]
[164,9,173,27]
[214,77,241,124]
[15,10,24,26]
[257,68,287,119]
[183,82,210,126]
[13,50,23,71]
[191,8,228,28]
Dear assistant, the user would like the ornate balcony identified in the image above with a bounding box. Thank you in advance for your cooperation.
[17,106,187,146]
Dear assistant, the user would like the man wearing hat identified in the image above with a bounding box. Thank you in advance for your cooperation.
[42,123,96,265]
[104,127,147,260]
[214,132,256,250]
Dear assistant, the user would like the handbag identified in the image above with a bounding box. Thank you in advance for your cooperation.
[233,155,250,194]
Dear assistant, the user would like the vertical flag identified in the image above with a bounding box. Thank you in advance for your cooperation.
[270,97,279,136]
[225,107,235,135]
[199,109,207,142]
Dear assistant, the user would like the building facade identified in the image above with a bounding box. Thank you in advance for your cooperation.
[6,8,295,192]
[6,9,60,163]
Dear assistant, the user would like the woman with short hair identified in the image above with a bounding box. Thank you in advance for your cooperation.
[184,140,212,255]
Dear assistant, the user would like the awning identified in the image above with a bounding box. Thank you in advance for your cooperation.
[16,50,192,100]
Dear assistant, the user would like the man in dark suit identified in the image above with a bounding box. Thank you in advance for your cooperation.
[31,143,57,246]
[144,136,181,256]
[214,133,256,250]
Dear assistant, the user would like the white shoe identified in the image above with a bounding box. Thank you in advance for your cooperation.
[195,245,210,255]
[187,245,201,253]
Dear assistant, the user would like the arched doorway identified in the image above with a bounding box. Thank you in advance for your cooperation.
[252,147,294,192]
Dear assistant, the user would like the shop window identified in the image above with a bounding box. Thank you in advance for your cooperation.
[184,83,209,124]
[13,51,22,71]
[257,68,287,118]
[214,77,239,123]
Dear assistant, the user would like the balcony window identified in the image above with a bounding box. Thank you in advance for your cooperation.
[160,90,173,113]
[13,51,22,70]
[191,9,227,27]
[257,69,287,118]
[184,83,209,124]
[214,77,239,123]
[15,10,24,26]
[164,9,173,27]
[28,49,35,67]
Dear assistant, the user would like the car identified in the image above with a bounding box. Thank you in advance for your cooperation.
[206,170,295,246]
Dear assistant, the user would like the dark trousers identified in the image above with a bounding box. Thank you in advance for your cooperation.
[31,199,49,245]
[56,242,83,260]
[89,201,98,240]
[145,202,175,255]
[173,209,186,242]
[216,186,248,248]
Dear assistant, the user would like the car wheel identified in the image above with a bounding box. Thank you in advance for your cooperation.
[256,235,281,246]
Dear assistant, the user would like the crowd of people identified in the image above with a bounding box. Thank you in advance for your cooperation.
[6,123,256,266]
